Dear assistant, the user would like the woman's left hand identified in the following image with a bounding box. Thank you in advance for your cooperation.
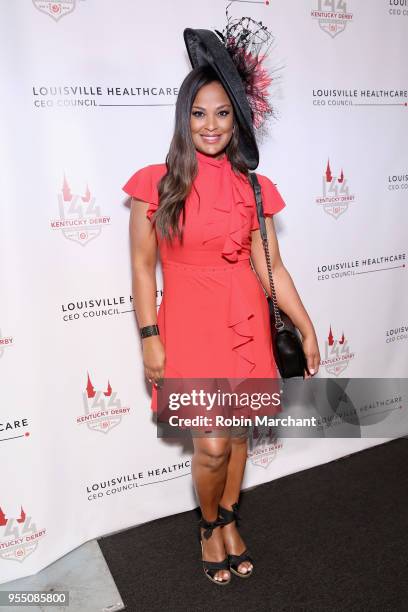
[302,333,321,379]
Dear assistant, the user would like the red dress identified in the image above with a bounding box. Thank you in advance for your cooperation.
[123,149,286,412]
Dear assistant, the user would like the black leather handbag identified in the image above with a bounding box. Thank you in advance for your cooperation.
[249,173,310,379]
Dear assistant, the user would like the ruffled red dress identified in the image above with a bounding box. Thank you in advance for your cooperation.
[123,150,286,412]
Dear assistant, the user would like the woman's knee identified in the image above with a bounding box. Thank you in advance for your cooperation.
[193,438,231,471]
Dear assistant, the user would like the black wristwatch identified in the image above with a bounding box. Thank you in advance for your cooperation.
[140,324,160,339]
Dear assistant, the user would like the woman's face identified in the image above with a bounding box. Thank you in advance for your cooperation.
[190,81,234,159]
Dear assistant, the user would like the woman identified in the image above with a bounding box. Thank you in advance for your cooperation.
[123,29,320,586]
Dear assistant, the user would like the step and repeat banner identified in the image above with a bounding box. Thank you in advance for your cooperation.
[1,0,407,584]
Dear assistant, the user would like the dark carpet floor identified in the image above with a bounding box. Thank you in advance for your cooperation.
[98,438,408,612]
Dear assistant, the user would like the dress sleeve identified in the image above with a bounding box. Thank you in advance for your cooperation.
[251,173,286,231]
[122,165,159,222]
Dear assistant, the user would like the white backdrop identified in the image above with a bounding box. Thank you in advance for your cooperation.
[0,0,407,584]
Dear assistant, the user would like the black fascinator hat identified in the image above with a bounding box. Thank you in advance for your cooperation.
[183,7,276,170]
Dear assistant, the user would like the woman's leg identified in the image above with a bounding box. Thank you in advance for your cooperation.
[192,435,232,582]
[219,431,253,575]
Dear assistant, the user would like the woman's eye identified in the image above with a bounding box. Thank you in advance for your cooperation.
[191,110,230,118]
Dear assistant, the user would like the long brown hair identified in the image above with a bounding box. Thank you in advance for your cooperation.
[154,65,249,243]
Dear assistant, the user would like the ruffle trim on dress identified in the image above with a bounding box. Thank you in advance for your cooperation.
[227,271,256,377]
[250,174,287,230]
[197,159,258,376]
[122,164,163,223]
[202,164,254,263]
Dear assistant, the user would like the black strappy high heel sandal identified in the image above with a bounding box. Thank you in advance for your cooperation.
[199,515,231,586]
[218,503,254,578]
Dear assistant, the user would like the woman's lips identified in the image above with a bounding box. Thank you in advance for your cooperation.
[201,135,222,143]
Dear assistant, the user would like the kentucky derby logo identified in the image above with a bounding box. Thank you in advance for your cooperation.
[0,506,46,563]
[311,0,354,38]
[0,328,13,360]
[320,325,355,375]
[247,428,283,469]
[32,1,82,21]
[78,373,131,434]
[50,175,110,246]
[316,159,355,219]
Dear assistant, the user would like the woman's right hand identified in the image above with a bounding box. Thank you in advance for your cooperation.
[142,335,166,387]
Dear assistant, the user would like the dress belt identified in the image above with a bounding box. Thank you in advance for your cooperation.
[162,259,252,273]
